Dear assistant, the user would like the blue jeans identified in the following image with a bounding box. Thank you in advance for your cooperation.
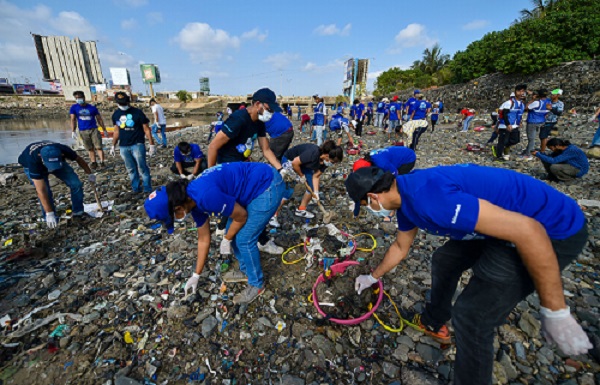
[151,124,167,146]
[462,115,473,131]
[421,224,588,385]
[120,143,152,193]
[227,169,285,288]
[592,123,600,146]
[23,164,84,216]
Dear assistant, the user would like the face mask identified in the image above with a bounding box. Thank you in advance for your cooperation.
[174,211,188,222]
[323,160,333,167]
[258,105,273,122]
[76,99,84,105]
[366,196,393,217]
[118,105,130,111]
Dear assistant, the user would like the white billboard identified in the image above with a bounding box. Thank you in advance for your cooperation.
[110,67,130,86]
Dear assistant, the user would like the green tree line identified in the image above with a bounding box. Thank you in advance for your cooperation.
[374,0,600,96]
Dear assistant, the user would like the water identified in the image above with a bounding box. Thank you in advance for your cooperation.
[0,116,211,165]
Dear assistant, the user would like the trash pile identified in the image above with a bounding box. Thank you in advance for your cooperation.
[0,116,599,385]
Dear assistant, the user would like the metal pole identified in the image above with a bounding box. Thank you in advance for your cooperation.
[350,58,358,103]
[149,82,154,98]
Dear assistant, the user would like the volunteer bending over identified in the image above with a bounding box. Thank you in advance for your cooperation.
[144,162,286,305]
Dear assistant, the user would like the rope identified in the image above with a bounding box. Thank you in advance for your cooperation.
[281,243,307,265]
[353,232,377,252]
[370,289,405,333]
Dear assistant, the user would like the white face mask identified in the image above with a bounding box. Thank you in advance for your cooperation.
[118,105,130,111]
[76,99,85,105]
[323,160,333,167]
[174,211,188,222]
[366,196,393,217]
[258,105,273,122]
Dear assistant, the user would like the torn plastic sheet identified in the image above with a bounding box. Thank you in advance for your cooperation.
[9,313,82,338]
[84,200,114,218]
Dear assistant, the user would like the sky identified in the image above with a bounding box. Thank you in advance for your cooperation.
[0,0,529,97]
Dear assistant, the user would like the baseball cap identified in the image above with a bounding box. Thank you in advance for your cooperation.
[345,166,385,207]
[40,145,64,172]
[252,88,282,113]
[392,95,398,101]
[382,97,389,103]
[144,187,175,234]
[414,89,421,95]
[352,158,372,172]
[551,89,563,95]
[115,92,130,105]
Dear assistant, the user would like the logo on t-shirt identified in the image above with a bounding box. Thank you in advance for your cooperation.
[117,114,135,129]
[451,204,462,224]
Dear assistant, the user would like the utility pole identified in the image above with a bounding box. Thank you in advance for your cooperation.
[149,82,154,98]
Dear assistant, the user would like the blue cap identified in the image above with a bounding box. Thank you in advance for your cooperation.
[40,145,64,172]
[252,88,282,113]
[144,187,174,234]
[414,89,421,95]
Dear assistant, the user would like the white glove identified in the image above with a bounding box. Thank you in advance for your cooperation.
[590,117,598,123]
[109,146,116,157]
[540,306,592,355]
[186,174,194,181]
[298,175,306,185]
[45,212,57,229]
[185,273,200,295]
[71,131,78,140]
[279,168,288,179]
[355,274,378,294]
[88,174,96,184]
[149,145,156,157]
[180,174,187,179]
[311,190,320,203]
[220,238,232,255]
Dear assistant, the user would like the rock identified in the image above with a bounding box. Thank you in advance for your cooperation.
[166,305,189,319]
[416,343,442,363]
[382,361,400,378]
[100,264,120,278]
[498,351,518,381]
[401,369,442,385]
[115,377,143,385]
[280,375,304,385]
[201,316,218,338]
[311,335,335,357]
[518,311,541,338]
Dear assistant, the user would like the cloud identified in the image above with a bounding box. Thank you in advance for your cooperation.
[263,52,300,70]
[200,70,229,78]
[120,37,134,48]
[388,23,436,53]
[241,28,268,42]
[462,19,490,30]
[101,50,137,68]
[313,23,351,36]
[49,11,97,39]
[120,0,148,7]
[173,23,240,62]
[302,59,345,73]
[146,12,163,25]
[121,18,137,30]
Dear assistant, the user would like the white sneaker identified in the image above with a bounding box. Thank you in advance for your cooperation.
[502,155,510,161]
[258,240,284,255]
[295,209,315,218]
[269,216,280,227]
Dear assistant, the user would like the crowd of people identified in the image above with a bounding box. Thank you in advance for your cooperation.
[15,85,595,385]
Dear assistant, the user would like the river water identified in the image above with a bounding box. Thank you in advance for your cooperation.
[0,116,211,165]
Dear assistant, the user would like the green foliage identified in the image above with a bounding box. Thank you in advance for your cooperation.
[175,90,192,103]
[412,44,450,75]
[335,95,349,105]
[449,0,600,83]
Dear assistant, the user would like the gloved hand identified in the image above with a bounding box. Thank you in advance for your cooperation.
[220,238,232,255]
[184,272,200,295]
[149,145,156,156]
[88,174,97,184]
[298,175,306,185]
[540,306,592,355]
[589,116,598,123]
[355,274,378,294]
[71,131,78,140]
[109,146,116,157]
[180,174,187,179]
[186,174,194,181]
[45,212,57,229]
[311,190,320,203]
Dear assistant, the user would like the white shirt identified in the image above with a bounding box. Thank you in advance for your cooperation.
[151,104,167,125]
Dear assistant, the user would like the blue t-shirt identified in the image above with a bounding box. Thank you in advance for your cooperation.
[18,141,78,179]
[388,102,401,121]
[313,102,325,126]
[174,143,204,163]
[412,100,431,120]
[376,101,386,113]
[355,103,365,119]
[329,114,349,131]
[70,103,100,131]
[186,162,274,227]
[367,101,374,112]
[369,147,416,175]
[405,97,417,115]
[265,112,292,138]
[395,164,584,240]
[111,107,150,146]
[431,108,439,121]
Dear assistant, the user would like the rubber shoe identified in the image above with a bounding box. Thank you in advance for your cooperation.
[258,240,284,255]
[401,311,452,344]
[269,216,280,228]
[491,145,497,158]
[233,285,265,305]
[222,270,248,283]
[295,209,315,219]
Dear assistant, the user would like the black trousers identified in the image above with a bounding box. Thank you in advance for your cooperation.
[170,160,207,176]
[495,129,520,157]
[354,120,363,136]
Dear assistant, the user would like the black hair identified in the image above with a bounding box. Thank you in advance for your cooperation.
[150,98,156,104]
[240,102,247,107]
[361,172,395,201]
[547,138,571,147]
[166,179,190,221]
[515,84,528,91]
[178,141,191,154]
[363,153,373,163]
[320,140,344,162]
[353,99,359,104]
[536,89,548,98]
[73,90,84,98]
[456,108,463,113]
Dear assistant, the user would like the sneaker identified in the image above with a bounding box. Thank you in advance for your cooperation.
[258,240,284,255]
[502,155,510,161]
[522,156,533,161]
[401,311,452,344]
[295,209,315,218]
[233,285,265,305]
[491,145,497,158]
[269,216,280,228]
[90,162,98,170]
[493,157,505,162]
[222,270,248,283]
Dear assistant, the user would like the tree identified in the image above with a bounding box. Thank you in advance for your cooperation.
[176,90,192,103]
[519,0,557,21]
[412,44,450,75]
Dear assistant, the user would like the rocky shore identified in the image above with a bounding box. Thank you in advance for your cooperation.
[0,114,599,385]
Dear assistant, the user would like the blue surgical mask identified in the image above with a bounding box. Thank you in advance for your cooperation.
[366,196,393,217]
[76,98,85,105]
[323,161,333,167]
